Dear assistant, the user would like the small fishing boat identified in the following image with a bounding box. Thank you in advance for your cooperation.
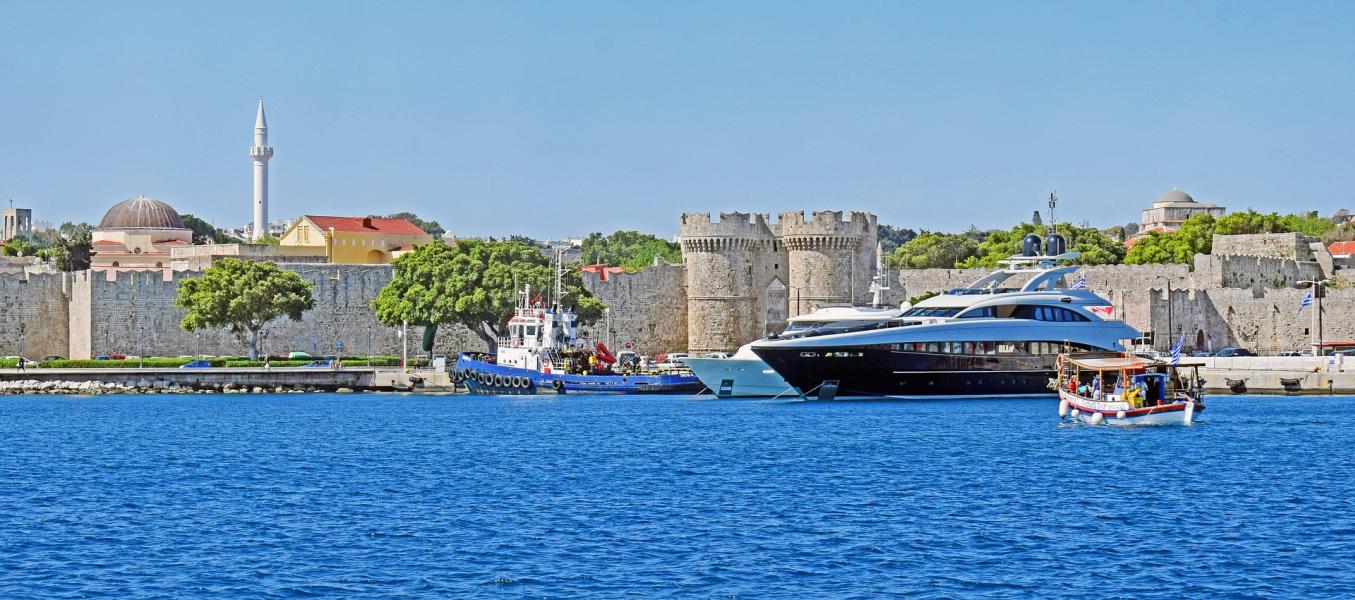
[1054,352,1205,425]
[454,282,701,395]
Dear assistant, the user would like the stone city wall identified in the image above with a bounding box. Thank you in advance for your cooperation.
[580,259,688,355]
[1141,287,1355,354]
[75,265,488,359]
[0,272,71,359]
[1191,254,1324,290]
[1211,233,1314,260]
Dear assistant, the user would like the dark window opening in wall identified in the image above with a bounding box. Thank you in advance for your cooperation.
[1305,328,1310,335]
[774,264,779,269]
[111,261,120,267]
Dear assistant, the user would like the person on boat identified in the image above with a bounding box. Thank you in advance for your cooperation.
[1124,385,1142,408]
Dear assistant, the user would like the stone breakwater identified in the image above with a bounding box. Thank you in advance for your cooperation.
[0,379,356,395]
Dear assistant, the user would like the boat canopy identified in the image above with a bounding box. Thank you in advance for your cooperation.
[1063,353,1150,371]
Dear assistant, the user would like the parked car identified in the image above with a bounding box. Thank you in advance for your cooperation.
[302,358,334,368]
[123,355,142,361]
[288,351,312,359]
[1275,350,1303,357]
[179,360,213,368]
[108,353,127,360]
[95,354,112,361]
[43,355,65,361]
[1216,347,1255,357]
[1190,350,1215,357]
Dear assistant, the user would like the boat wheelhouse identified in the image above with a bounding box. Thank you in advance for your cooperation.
[1056,352,1205,425]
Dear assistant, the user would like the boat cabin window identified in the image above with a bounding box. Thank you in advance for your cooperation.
[1006,305,1089,322]
[903,307,963,318]
[957,307,996,318]
[525,325,538,338]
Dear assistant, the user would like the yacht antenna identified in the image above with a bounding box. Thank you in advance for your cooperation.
[869,241,889,307]
[1047,192,1058,235]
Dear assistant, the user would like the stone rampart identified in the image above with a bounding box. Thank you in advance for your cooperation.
[1211,233,1314,260]
[0,272,71,359]
[53,265,487,359]
[1191,254,1324,289]
[580,260,688,354]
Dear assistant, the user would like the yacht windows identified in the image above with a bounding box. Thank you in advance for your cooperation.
[957,306,996,318]
[1008,305,1089,322]
[903,307,963,318]
[885,340,1089,355]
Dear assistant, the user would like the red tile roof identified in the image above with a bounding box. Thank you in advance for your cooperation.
[304,215,428,236]
[1330,241,1355,257]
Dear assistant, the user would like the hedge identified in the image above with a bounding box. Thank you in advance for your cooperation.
[0,355,433,369]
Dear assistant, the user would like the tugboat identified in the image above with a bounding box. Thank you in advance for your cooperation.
[454,280,702,395]
[1055,352,1206,425]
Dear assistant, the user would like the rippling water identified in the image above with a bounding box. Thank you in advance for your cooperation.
[1,393,1352,598]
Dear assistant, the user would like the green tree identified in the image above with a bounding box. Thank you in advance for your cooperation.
[580,230,681,271]
[1125,213,1217,264]
[382,212,446,237]
[1,238,39,256]
[890,232,979,269]
[373,239,605,353]
[877,224,919,254]
[254,234,281,245]
[180,214,240,244]
[52,222,93,271]
[957,222,1125,268]
[175,258,316,359]
[1031,211,1043,227]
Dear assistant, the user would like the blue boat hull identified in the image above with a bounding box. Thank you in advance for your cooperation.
[455,355,703,395]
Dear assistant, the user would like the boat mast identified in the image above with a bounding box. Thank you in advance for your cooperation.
[553,247,564,311]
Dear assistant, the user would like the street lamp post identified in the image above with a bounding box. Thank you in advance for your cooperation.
[1299,279,1328,357]
[788,284,816,318]
[1154,276,1174,351]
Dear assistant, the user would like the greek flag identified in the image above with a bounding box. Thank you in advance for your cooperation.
[1071,274,1087,289]
[1170,333,1185,366]
[1298,291,1312,314]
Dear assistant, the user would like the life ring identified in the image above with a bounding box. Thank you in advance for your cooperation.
[551,379,565,392]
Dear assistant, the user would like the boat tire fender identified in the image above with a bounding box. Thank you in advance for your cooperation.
[552,379,565,392]
[493,375,504,388]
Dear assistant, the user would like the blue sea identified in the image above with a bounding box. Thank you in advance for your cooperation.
[1,393,1352,598]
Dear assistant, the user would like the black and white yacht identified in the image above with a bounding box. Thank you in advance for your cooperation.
[750,234,1140,399]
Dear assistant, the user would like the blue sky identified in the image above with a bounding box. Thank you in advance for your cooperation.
[3,1,1353,238]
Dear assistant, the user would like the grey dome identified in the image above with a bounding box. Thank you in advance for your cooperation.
[98,196,187,230]
[1154,189,1196,206]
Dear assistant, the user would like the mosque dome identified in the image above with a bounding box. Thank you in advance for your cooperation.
[97,195,188,230]
[1154,189,1197,207]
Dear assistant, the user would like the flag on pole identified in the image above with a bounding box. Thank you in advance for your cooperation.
[1298,291,1313,314]
[1171,333,1186,366]
[1071,274,1087,289]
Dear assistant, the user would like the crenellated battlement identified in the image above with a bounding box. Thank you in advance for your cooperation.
[778,210,876,237]
[678,212,776,240]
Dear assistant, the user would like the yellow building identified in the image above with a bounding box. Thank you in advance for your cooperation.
[280,215,434,264]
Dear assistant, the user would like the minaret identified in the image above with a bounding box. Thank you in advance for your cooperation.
[249,97,274,241]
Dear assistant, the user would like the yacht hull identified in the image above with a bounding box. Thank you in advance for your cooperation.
[753,346,1061,398]
[685,357,796,398]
